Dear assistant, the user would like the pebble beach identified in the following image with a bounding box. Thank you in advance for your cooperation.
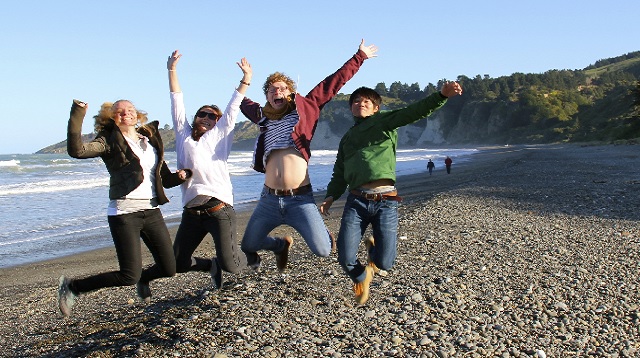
[1,143,639,358]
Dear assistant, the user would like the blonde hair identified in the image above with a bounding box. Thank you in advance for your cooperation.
[93,100,148,132]
[262,72,296,96]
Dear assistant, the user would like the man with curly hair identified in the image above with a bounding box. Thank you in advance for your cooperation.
[240,40,378,273]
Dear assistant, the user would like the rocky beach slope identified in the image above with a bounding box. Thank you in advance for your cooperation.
[1,143,638,357]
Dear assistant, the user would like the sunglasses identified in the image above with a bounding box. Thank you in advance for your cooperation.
[196,111,219,120]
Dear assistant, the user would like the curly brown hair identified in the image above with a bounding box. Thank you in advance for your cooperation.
[93,100,148,132]
[262,72,296,97]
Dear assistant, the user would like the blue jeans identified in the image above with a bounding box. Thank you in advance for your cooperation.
[337,193,399,283]
[241,186,332,266]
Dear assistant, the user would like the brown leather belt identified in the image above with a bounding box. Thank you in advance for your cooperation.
[350,189,403,202]
[265,184,312,196]
[185,202,226,216]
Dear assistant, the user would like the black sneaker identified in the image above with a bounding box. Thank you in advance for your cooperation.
[248,254,262,271]
[275,236,293,272]
[210,258,223,290]
[58,276,76,317]
[136,281,151,303]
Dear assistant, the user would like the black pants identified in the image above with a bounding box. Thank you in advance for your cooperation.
[143,203,245,283]
[71,208,176,294]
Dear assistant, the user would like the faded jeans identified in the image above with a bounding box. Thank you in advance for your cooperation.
[241,186,332,266]
[337,193,399,283]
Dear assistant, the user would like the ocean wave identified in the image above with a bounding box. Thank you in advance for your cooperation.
[0,159,20,167]
[0,177,108,196]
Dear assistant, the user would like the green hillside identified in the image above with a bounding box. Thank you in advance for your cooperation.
[38,50,640,154]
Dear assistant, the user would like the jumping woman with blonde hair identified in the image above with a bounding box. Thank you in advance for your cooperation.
[58,98,189,316]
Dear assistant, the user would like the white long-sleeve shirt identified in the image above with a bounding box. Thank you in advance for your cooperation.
[170,90,242,207]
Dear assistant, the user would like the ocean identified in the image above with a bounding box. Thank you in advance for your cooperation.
[0,148,477,268]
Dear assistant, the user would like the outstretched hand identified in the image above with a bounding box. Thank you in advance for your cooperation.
[441,81,463,98]
[359,39,378,59]
[236,57,252,77]
[167,50,182,70]
[320,197,334,217]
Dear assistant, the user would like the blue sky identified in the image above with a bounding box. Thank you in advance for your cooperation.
[1,1,638,154]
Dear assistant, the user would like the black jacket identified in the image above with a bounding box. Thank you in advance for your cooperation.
[67,100,185,204]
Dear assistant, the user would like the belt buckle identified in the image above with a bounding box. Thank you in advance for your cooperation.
[275,188,294,196]
[363,193,379,201]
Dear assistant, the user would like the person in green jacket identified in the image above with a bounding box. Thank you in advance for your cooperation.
[320,81,463,304]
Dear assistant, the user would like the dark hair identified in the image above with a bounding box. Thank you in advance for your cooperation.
[349,87,382,108]
[192,105,222,123]
[190,104,222,140]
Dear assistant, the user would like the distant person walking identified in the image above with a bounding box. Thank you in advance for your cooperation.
[445,156,452,174]
[427,159,435,175]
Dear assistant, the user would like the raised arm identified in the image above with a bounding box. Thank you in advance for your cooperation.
[236,57,252,95]
[215,58,255,138]
[304,39,378,107]
[358,38,378,59]
[440,81,463,98]
[167,50,182,93]
[67,100,107,159]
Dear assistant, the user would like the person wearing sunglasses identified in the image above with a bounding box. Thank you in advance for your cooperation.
[239,39,378,273]
[133,50,252,302]
[58,99,190,316]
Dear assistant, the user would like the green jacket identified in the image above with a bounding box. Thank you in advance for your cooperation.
[325,92,447,200]
[67,100,185,203]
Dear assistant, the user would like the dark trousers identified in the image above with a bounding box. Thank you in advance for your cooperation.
[144,204,245,283]
[71,208,176,294]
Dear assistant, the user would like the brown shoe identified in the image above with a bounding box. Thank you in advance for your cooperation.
[353,265,374,305]
[329,231,337,253]
[365,236,380,274]
[275,236,293,272]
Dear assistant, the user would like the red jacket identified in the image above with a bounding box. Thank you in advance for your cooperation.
[445,157,452,166]
[240,49,368,173]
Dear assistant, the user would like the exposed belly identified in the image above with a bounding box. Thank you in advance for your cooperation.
[359,178,395,189]
[264,148,310,190]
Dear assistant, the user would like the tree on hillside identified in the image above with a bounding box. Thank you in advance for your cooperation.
[388,81,403,98]
[374,82,387,96]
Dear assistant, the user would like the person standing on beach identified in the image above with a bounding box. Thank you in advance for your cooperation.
[240,40,378,272]
[445,156,452,174]
[320,81,463,304]
[58,99,189,316]
[427,159,435,175]
[134,51,252,302]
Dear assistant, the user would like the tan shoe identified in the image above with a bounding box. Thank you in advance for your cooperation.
[365,236,380,274]
[353,265,374,305]
[275,236,293,272]
[329,231,337,253]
